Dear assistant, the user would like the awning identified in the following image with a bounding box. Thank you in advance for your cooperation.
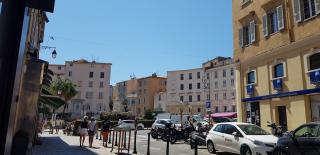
[40,94,65,109]
[206,112,237,118]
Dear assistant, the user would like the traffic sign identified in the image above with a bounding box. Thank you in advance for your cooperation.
[205,100,211,109]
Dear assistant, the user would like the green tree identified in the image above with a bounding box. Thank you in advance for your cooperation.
[109,99,114,112]
[50,78,77,118]
[122,99,128,112]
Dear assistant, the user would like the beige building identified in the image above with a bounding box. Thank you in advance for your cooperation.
[49,59,112,118]
[154,92,167,112]
[166,68,206,114]
[233,0,320,131]
[203,57,237,113]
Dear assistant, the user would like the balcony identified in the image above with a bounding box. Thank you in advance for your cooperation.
[246,85,254,96]
[272,78,283,91]
[309,70,320,85]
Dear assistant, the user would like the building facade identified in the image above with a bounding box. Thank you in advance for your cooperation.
[49,59,112,118]
[166,68,206,114]
[154,92,167,112]
[233,0,320,131]
[203,57,237,113]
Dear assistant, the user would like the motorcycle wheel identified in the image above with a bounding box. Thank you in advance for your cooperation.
[170,135,177,144]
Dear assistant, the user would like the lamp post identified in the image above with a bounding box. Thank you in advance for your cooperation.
[41,46,58,59]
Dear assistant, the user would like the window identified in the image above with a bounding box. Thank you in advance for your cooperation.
[70,63,73,66]
[223,80,226,87]
[293,0,320,23]
[294,125,319,137]
[180,84,184,90]
[189,95,193,102]
[223,70,226,77]
[223,93,227,99]
[189,83,192,90]
[99,82,104,88]
[180,74,184,80]
[88,81,93,87]
[144,89,146,94]
[197,95,201,101]
[231,79,235,86]
[223,124,241,135]
[214,71,218,78]
[274,63,284,78]
[78,81,82,87]
[68,71,72,77]
[215,106,219,113]
[100,72,105,78]
[214,124,224,133]
[58,66,61,70]
[77,91,81,98]
[310,53,320,70]
[98,92,103,99]
[189,73,192,79]
[180,96,184,102]
[197,83,201,89]
[233,105,236,112]
[215,93,218,100]
[197,72,201,79]
[224,106,227,112]
[86,92,93,99]
[239,20,255,48]
[207,73,210,80]
[247,71,256,84]
[231,92,235,98]
[215,82,218,89]
[89,72,94,78]
[263,6,284,37]
[158,95,161,101]
[197,108,201,113]
[230,68,234,76]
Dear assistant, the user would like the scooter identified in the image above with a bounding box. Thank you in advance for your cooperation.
[267,121,284,137]
[167,125,194,144]
[190,123,207,149]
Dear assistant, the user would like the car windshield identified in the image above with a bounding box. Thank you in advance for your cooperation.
[237,124,270,135]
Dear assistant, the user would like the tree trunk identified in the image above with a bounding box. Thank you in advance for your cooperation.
[62,103,67,119]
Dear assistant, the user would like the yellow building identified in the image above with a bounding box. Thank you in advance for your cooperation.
[233,0,320,131]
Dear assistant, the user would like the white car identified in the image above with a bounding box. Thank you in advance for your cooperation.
[118,120,144,130]
[151,119,172,129]
[206,122,278,155]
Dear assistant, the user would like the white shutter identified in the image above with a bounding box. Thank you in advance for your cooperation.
[262,14,269,37]
[292,0,302,23]
[277,5,285,30]
[315,0,320,14]
[249,20,256,43]
[239,28,243,48]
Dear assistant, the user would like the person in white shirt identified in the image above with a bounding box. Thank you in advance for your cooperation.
[88,118,97,148]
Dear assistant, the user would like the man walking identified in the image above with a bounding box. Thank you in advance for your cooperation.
[88,117,97,148]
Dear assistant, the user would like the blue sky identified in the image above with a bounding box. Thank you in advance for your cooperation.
[40,0,233,85]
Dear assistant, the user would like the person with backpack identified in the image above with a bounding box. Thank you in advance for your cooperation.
[101,120,111,147]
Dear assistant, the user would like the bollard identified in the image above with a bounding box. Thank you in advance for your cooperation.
[123,131,127,148]
[115,131,118,146]
[194,139,198,155]
[133,130,137,154]
[147,132,151,155]
[96,131,98,139]
[166,129,169,155]
[99,130,102,140]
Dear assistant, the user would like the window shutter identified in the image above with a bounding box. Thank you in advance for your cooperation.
[292,0,302,23]
[239,28,243,48]
[262,14,269,37]
[315,0,320,14]
[277,5,285,30]
[249,20,256,43]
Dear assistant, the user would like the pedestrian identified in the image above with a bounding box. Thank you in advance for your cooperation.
[88,117,97,148]
[101,120,111,147]
[79,116,88,147]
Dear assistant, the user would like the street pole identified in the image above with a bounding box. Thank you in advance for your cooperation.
[133,119,137,154]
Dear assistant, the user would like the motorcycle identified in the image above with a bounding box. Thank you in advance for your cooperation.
[162,123,195,144]
[267,121,284,137]
[190,123,207,149]
[151,127,166,139]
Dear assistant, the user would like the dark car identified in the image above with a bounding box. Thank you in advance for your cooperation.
[212,117,233,123]
[273,122,320,155]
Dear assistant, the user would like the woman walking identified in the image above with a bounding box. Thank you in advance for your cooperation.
[88,117,97,148]
[101,120,111,147]
[79,116,88,147]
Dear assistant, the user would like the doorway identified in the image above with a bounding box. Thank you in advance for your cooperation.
[277,106,287,131]
[246,102,261,126]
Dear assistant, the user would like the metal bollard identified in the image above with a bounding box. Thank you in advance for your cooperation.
[99,130,102,140]
[166,129,169,155]
[147,132,151,155]
[194,139,198,155]
[133,130,137,154]
[96,131,98,139]
[123,131,127,148]
[115,131,118,146]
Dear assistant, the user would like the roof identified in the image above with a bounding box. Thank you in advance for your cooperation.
[167,67,203,73]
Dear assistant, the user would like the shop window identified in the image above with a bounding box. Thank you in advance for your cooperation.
[247,70,256,84]
[310,53,320,70]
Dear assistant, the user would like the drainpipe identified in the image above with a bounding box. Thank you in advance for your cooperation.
[285,0,294,43]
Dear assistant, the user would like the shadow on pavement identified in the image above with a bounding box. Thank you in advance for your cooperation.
[32,136,98,155]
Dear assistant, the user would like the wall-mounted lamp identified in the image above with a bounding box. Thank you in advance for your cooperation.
[41,46,57,59]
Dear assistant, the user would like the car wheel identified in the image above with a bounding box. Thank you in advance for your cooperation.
[241,145,252,155]
[207,141,216,154]
[273,148,288,155]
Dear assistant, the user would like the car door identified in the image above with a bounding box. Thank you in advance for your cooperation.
[293,124,320,155]
[211,124,227,151]
[222,124,242,154]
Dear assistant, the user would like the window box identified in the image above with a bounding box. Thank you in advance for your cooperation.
[272,78,283,91]
[309,69,320,85]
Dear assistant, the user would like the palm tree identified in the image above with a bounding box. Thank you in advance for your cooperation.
[50,78,77,118]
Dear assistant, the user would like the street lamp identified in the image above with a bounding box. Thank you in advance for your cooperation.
[41,46,58,59]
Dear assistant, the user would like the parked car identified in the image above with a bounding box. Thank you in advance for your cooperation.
[273,122,320,155]
[118,120,144,130]
[151,119,172,129]
[212,117,234,123]
[206,122,278,155]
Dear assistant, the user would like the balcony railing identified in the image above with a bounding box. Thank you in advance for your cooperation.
[272,78,283,91]
[309,70,320,85]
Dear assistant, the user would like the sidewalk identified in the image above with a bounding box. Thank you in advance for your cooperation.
[32,131,141,155]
